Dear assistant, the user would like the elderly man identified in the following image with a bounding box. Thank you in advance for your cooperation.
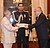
[28,7,49,48]
[1,10,18,48]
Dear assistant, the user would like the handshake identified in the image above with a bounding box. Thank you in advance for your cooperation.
[15,23,29,29]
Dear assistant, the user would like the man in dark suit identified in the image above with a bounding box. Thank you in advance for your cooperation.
[28,7,49,48]
[14,3,29,48]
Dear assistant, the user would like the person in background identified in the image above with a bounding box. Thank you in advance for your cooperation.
[28,7,49,48]
[1,10,19,48]
[14,3,29,48]
[46,15,50,48]
[47,15,50,36]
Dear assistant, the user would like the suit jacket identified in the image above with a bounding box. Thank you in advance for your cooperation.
[29,13,49,40]
[14,11,29,24]
[1,17,17,43]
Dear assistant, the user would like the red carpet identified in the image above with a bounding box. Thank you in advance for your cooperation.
[0,41,39,48]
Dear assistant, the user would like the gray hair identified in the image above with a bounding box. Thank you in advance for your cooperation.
[4,10,11,16]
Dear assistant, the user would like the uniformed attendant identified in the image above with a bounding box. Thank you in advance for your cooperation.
[14,3,29,48]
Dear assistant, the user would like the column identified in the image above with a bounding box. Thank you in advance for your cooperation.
[0,0,3,41]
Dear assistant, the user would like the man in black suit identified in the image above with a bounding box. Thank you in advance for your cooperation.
[28,7,49,48]
[14,3,29,48]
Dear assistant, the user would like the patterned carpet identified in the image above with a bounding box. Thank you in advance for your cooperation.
[0,41,39,48]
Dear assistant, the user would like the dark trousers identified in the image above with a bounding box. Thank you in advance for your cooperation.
[17,28,28,48]
[39,40,48,48]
